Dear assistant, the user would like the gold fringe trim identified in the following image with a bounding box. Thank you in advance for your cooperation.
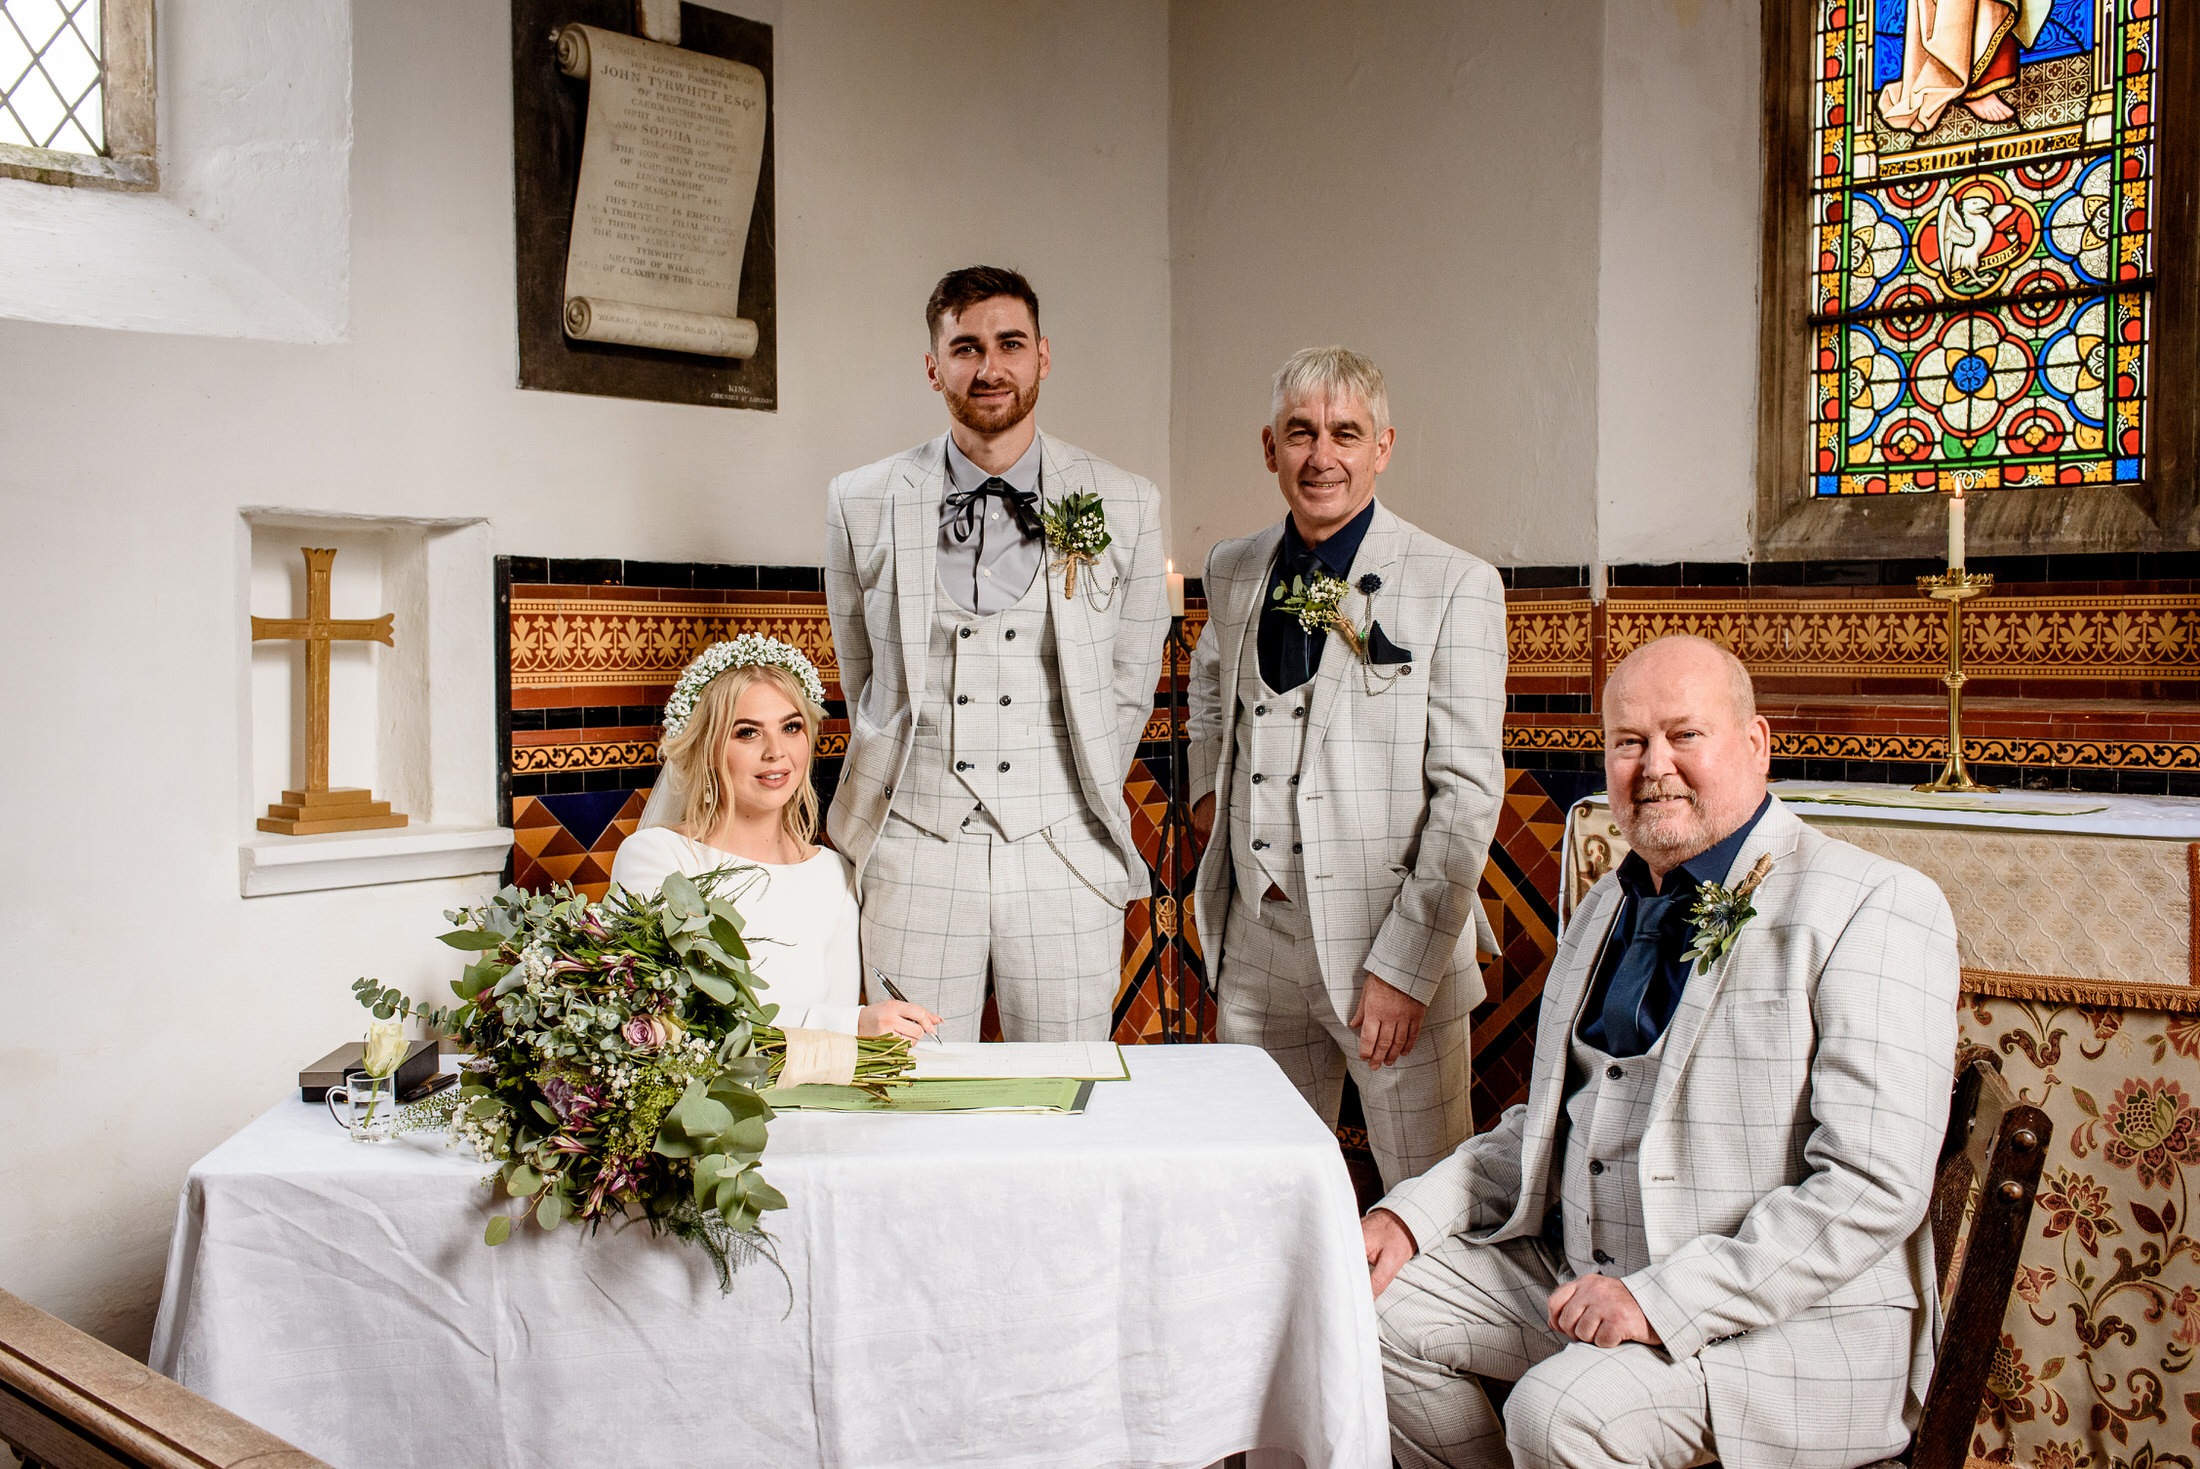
[1961,966,2200,1014]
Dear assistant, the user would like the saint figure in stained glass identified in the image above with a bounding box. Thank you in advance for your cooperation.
[1810,0,2155,497]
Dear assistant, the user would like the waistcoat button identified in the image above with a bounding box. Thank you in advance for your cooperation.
[998,761,1011,772]
[1000,695,1011,706]
[1289,775,1299,785]
[1587,1159,1605,1176]
[956,761,973,771]
[1005,629,1017,640]
[1251,839,1268,850]
[1291,843,1302,854]
[957,694,969,705]
[1593,1249,1613,1266]
[1251,773,1264,784]
[1254,704,1268,716]
[1293,707,1305,718]
[1606,1064,1623,1080]
[958,626,971,639]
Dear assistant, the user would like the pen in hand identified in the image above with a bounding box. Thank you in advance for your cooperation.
[869,966,944,1046]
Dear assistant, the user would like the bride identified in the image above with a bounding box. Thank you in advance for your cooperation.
[609,635,940,1042]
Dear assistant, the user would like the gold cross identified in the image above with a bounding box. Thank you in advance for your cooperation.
[252,547,407,833]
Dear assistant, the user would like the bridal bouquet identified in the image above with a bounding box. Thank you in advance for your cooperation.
[353,869,912,1289]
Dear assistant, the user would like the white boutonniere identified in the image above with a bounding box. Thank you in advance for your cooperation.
[1273,573,1369,659]
[1681,853,1774,969]
[1040,491,1116,606]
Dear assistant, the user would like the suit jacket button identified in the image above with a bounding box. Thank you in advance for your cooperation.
[1000,695,1012,706]
[1291,843,1302,854]
[1593,1249,1613,1266]
[1005,629,1018,640]
[957,694,969,705]
[1254,704,1268,716]
[998,761,1011,772]
[1293,707,1304,718]
[959,626,972,639]
[957,761,972,771]
[1251,839,1268,850]
[1587,1159,1605,1176]
[1606,1064,1623,1080]
[1289,775,1299,785]
[884,786,894,797]
[1400,664,1412,676]
[1251,773,1264,785]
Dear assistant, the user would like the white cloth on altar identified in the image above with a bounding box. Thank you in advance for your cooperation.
[609,829,863,1034]
[147,1045,1386,1469]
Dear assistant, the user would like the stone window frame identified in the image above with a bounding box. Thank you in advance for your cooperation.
[0,0,156,191]
[1756,1,2200,559]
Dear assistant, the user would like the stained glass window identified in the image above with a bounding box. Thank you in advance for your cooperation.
[1811,0,2157,496]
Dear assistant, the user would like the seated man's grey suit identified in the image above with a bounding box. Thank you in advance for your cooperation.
[1376,796,1959,1469]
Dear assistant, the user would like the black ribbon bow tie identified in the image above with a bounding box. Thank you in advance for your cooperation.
[945,476,1042,544]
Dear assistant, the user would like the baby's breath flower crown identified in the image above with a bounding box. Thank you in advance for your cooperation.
[662,635,827,741]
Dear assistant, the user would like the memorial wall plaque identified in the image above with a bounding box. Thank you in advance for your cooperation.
[513,0,776,410]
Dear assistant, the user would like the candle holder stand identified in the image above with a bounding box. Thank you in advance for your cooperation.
[1913,570,1997,794]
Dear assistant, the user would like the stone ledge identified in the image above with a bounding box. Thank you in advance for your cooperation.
[238,824,511,898]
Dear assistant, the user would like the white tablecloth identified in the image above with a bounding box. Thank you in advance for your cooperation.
[149,1045,1386,1469]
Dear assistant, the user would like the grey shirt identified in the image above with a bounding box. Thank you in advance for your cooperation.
[938,432,1044,615]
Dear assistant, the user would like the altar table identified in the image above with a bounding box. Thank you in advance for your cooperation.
[148,1045,1385,1469]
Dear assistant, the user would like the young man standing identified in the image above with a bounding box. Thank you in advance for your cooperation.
[824,266,1169,1041]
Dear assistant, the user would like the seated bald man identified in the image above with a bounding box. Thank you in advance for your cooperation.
[1364,634,1960,1469]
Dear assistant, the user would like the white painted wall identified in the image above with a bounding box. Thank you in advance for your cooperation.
[0,0,1170,1354]
[1168,0,1606,570]
[1594,0,1763,567]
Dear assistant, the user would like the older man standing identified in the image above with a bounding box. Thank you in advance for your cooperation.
[824,266,1168,1041]
[1188,346,1507,1189]
[1366,634,1960,1469]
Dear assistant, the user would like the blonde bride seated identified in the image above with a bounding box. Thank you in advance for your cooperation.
[609,636,940,1043]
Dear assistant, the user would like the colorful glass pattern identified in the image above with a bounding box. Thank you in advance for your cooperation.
[1810,0,2157,495]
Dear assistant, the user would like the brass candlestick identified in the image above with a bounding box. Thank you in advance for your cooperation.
[1913,570,1997,793]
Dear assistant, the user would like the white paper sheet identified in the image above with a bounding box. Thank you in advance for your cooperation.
[908,1039,1130,1080]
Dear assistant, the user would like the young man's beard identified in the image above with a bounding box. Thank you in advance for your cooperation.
[945,377,1040,436]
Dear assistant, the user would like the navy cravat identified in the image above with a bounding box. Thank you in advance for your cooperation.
[1600,892,1681,1057]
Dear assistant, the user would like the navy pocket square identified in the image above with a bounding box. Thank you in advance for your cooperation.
[1366,621,1413,665]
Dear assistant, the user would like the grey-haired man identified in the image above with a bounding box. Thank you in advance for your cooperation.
[1188,346,1508,1188]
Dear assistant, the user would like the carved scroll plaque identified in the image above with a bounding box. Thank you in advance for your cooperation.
[512,0,776,410]
[554,24,764,359]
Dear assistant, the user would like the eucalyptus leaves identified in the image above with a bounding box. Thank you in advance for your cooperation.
[1681,853,1775,970]
[353,869,911,1291]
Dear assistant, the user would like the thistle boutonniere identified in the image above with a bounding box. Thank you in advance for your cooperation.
[1274,572,1369,659]
[1040,491,1115,605]
[1681,853,1775,969]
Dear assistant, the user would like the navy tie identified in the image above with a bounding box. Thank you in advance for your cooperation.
[1601,892,1681,1057]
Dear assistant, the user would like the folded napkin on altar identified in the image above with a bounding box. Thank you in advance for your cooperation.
[760,1077,1098,1113]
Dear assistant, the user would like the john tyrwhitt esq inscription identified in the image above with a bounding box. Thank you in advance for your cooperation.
[555,24,765,359]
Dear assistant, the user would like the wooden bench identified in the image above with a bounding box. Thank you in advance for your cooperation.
[0,1289,329,1469]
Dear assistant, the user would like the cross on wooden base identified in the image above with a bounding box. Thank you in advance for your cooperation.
[252,547,410,835]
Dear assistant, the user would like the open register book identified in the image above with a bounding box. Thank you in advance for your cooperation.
[761,1041,1130,1113]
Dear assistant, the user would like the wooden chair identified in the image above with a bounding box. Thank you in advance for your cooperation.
[1867,1048,2052,1469]
[0,1289,329,1469]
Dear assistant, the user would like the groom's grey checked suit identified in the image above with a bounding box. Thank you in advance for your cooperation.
[825,431,1168,1041]
[1375,797,1960,1469]
[1188,501,1507,1187]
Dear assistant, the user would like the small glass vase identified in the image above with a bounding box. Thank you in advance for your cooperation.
[325,1067,400,1144]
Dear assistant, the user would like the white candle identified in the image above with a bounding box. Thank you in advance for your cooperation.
[1166,560,1186,618]
[1947,489,1966,574]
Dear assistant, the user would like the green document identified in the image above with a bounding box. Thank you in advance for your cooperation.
[761,1078,1097,1114]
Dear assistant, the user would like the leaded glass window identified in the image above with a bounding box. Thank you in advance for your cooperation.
[1810,0,2157,496]
[0,0,104,155]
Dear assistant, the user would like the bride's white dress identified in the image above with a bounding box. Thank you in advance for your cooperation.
[608,828,863,1034]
